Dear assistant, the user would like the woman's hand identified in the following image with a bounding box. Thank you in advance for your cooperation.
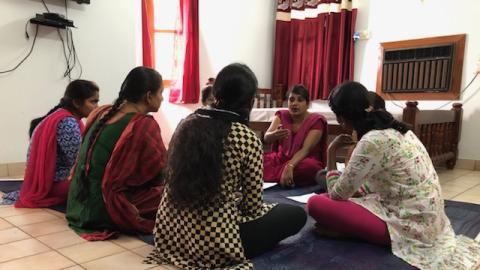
[280,164,295,188]
[328,134,355,152]
[270,125,289,142]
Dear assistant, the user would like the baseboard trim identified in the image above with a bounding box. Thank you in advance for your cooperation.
[455,159,480,170]
[0,162,26,177]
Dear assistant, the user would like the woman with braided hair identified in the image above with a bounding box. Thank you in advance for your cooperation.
[66,66,167,240]
[0,80,99,207]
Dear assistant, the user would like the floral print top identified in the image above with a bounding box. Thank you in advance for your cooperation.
[327,129,480,270]
[55,117,82,181]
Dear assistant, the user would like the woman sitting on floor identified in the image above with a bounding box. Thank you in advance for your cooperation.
[66,66,167,240]
[145,63,306,269]
[263,85,327,187]
[0,80,99,207]
[307,81,480,270]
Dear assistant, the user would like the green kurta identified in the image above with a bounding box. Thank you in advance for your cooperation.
[66,113,135,234]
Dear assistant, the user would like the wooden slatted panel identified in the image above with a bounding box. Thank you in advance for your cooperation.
[380,44,456,93]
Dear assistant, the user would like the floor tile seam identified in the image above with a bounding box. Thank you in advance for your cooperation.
[0,209,59,220]
[16,224,71,238]
[0,250,54,265]
[74,249,137,266]
[109,239,149,251]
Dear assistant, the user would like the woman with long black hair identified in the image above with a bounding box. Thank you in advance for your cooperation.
[307,81,480,270]
[0,80,99,207]
[66,66,167,240]
[146,63,306,269]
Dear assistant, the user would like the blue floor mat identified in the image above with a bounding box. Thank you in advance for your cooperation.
[3,181,479,269]
[0,180,23,193]
[137,185,480,270]
[0,180,66,212]
[255,185,480,270]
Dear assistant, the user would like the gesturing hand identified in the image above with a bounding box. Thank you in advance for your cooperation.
[328,134,356,151]
[272,125,289,141]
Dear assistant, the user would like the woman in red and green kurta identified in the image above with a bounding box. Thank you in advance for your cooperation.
[66,67,167,240]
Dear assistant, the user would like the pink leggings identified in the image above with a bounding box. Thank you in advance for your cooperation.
[307,193,391,245]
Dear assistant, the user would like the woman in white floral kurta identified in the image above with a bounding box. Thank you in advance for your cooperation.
[307,81,480,270]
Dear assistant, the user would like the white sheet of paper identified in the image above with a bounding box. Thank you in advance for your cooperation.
[287,193,317,204]
[476,232,480,241]
[336,162,346,173]
[263,182,277,190]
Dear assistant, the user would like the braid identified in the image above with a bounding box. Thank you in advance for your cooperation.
[29,98,66,138]
[75,96,125,202]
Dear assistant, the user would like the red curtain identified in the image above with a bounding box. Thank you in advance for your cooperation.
[169,0,200,104]
[141,0,155,68]
[273,0,357,100]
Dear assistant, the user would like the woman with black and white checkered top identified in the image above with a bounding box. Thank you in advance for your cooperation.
[145,63,307,270]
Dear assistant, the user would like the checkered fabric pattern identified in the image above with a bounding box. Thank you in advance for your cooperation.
[145,122,275,270]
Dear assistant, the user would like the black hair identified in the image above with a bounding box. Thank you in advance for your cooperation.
[206,77,215,85]
[75,66,162,202]
[29,80,99,138]
[201,85,213,105]
[167,63,258,210]
[212,63,258,122]
[367,91,386,110]
[288,84,310,103]
[329,81,409,139]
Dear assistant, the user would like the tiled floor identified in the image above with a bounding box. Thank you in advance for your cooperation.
[0,169,479,269]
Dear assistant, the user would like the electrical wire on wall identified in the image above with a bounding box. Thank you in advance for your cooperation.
[56,27,83,80]
[382,71,480,110]
[0,23,39,74]
[50,0,83,80]
[0,0,82,80]
[433,72,479,109]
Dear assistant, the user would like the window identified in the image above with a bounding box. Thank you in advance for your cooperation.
[153,0,180,86]
[144,0,199,103]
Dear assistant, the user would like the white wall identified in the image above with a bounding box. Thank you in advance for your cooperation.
[154,0,277,146]
[2,0,479,162]
[354,0,480,160]
[158,0,480,160]
[0,0,139,163]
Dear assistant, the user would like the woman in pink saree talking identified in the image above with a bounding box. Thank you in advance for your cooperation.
[263,85,327,187]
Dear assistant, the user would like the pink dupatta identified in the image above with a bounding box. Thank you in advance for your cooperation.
[15,109,84,208]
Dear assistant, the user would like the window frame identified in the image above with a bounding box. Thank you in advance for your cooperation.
[152,1,179,88]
